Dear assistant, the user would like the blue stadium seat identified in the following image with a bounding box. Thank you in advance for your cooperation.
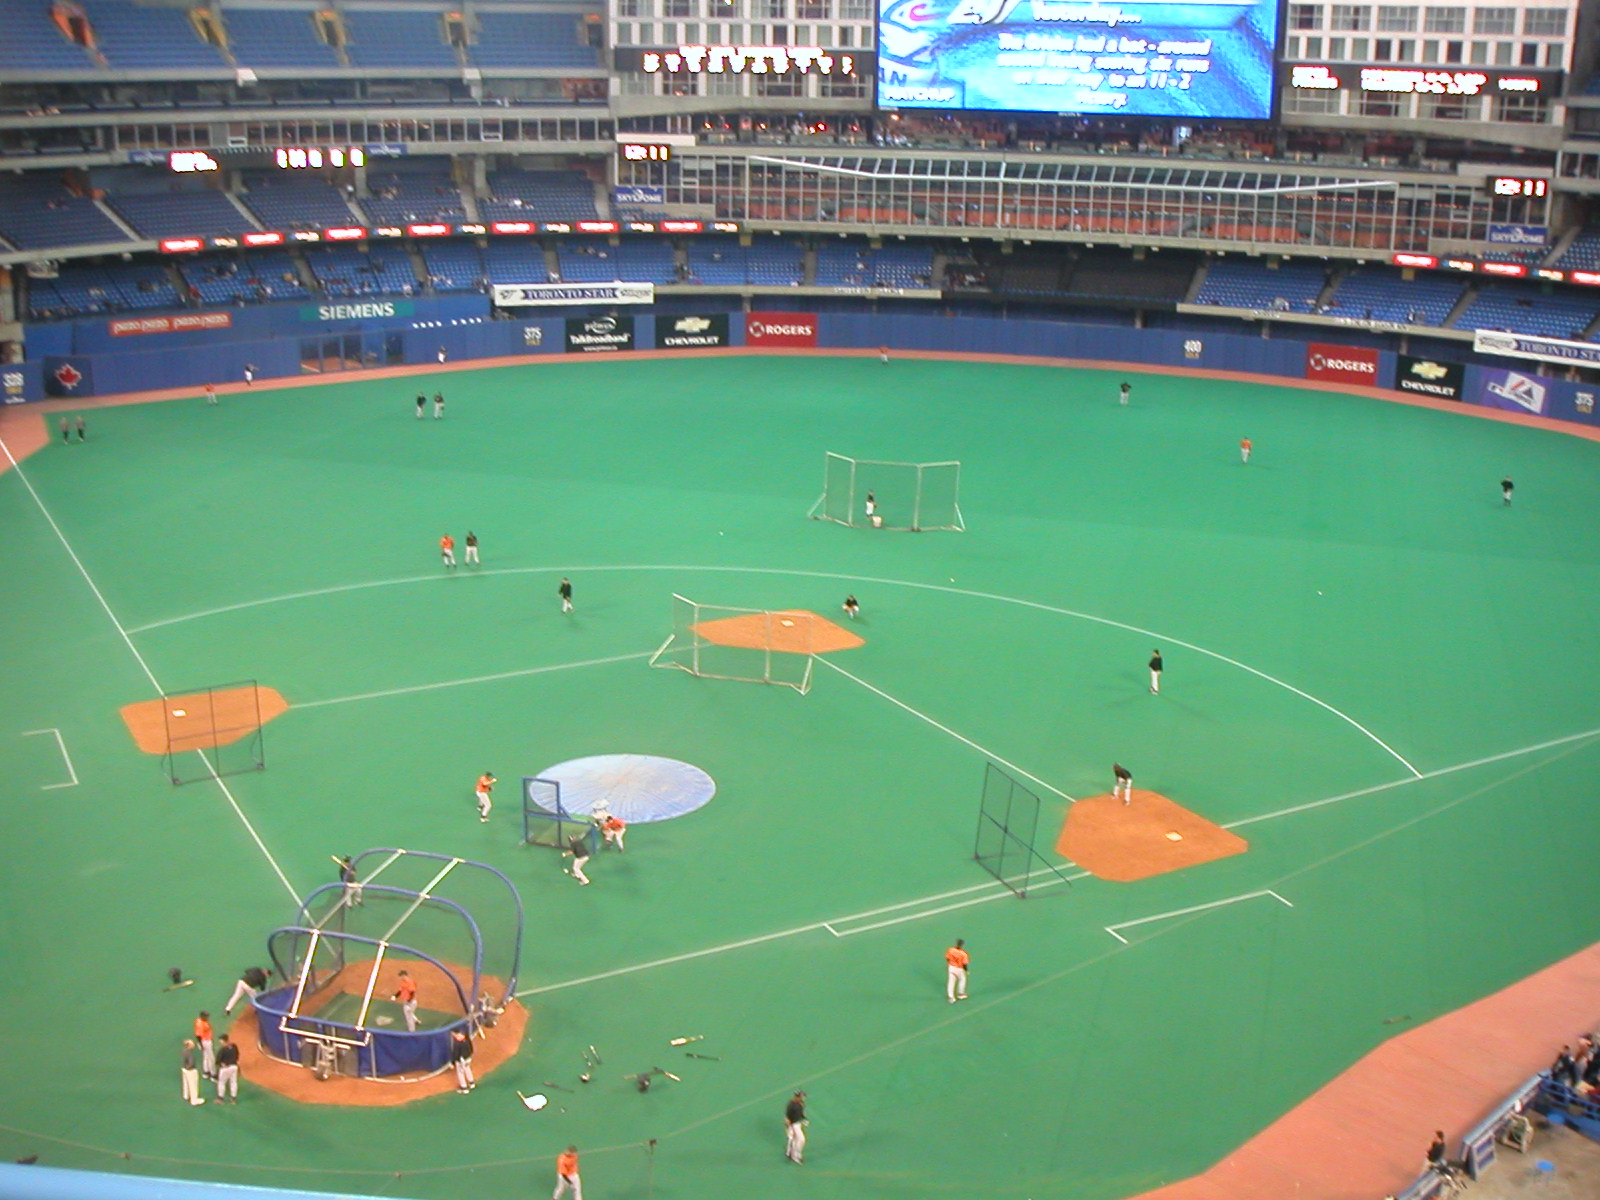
[1193,259,1327,312]
[363,170,466,226]
[240,175,359,231]
[343,10,458,68]
[420,242,487,293]
[176,249,309,306]
[0,175,132,250]
[88,0,229,69]
[305,245,418,298]
[683,240,750,286]
[482,170,598,223]
[108,190,247,240]
[0,0,100,69]
[225,7,341,68]
[483,241,554,285]
[28,259,181,319]
[469,12,599,68]
[1555,228,1600,272]
[555,238,677,284]
[1454,283,1600,341]
[1322,267,1466,326]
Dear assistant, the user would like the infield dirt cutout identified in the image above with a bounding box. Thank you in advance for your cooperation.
[690,609,863,654]
[120,685,288,754]
[1058,790,1247,881]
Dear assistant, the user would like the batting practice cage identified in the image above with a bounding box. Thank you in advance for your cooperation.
[523,776,601,852]
[807,451,965,532]
[649,593,815,694]
[254,849,523,1079]
[973,763,1073,898]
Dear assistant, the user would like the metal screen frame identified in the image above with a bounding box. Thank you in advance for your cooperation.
[807,452,965,531]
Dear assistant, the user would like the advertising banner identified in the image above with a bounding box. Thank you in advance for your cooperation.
[1473,328,1600,367]
[1475,367,1548,415]
[656,313,730,349]
[745,311,818,348]
[565,315,636,353]
[495,282,655,307]
[299,300,415,324]
[1393,354,1464,400]
[109,312,233,337]
[1305,342,1379,385]
[613,186,666,206]
[1486,224,1548,247]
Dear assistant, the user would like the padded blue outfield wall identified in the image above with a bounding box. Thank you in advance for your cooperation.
[14,295,1600,429]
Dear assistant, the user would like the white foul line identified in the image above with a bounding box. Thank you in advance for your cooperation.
[0,435,299,902]
[22,728,78,789]
[292,651,656,710]
[813,655,1075,802]
[1103,889,1293,944]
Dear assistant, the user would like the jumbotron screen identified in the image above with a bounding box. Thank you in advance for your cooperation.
[877,0,1282,118]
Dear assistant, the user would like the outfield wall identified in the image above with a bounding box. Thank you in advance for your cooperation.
[10,295,1597,430]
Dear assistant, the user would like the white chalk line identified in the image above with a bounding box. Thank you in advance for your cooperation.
[22,727,78,789]
[0,434,298,902]
[814,655,1075,802]
[123,562,1416,777]
[292,651,657,710]
[1104,889,1293,944]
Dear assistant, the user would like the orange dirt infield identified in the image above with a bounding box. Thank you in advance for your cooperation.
[229,961,527,1107]
[120,685,288,754]
[1057,791,1247,882]
[690,609,863,654]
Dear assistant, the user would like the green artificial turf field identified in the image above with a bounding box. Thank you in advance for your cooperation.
[1,355,1597,1200]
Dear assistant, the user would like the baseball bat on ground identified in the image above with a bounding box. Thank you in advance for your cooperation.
[668,1035,704,1046]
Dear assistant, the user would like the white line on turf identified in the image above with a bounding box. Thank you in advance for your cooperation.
[813,655,1076,802]
[1103,888,1293,944]
[123,563,1417,776]
[22,727,78,789]
[0,435,299,902]
[292,651,657,709]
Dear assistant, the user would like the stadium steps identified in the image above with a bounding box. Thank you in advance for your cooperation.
[544,243,561,281]
[1546,225,1584,267]
[1444,286,1480,329]
[1185,259,1212,303]
[226,193,265,231]
[459,190,481,224]
[801,244,816,286]
[292,250,318,293]
[408,244,431,293]
[94,197,142,243]
[1312,272,1341,312]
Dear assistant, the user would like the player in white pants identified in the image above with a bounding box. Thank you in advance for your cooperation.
[225,966,270,1015]
[180,1040,205,1105]
[1113,763,1133,804]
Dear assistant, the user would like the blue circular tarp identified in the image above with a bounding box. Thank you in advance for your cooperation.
[536,754,715,823]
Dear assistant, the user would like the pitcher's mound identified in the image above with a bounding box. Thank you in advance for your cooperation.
[691,609,862,654]
[1057,791,1247,882]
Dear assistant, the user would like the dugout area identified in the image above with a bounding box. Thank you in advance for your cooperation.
[1,355,1598,1200]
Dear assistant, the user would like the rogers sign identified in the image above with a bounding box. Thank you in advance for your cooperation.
[745,312,817,348]
[1306,342,1380,385]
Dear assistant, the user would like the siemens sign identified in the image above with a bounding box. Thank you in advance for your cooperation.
[300,301,415,323]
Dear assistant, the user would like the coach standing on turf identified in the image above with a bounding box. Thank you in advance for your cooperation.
[1148,649,1163,695]
[784,1090,808,1163]
[214,1034,240,1103]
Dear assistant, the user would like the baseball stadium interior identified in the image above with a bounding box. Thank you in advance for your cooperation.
[3,0,1600,1198]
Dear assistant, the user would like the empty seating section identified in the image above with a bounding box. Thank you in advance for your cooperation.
[1194,259,1327,311]
[27,260,179,319]
[178,250,308,305]
[342,10,458,68]
[1323,267,1465,326]
[0,176,130,250]
[816,241,933,287]
[483,240,553,284]
[241,176,356,231]
[555,239,677,283]
[109,190,247,240]
[1454,284,1600,340]
[223,8,341,68]
[87,0,228,68]
[482,171,598,223]
[746,238,805,286]
[470,12,598,68]
[306,246,418,297]
[0,0,99,69]
[1556,229,1600,272]
[683,241,749,285]
[421,242,487,292]
[363,171,466,226]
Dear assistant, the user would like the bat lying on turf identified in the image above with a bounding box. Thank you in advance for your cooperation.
[163,979,195,991]
[686,1053,719,1061]
[669,1035,704,1046]
[543,1081,574,1093]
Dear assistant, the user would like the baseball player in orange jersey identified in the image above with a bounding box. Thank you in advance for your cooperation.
[475,772,496,821]
[945,938,970,1003]
[1240,437,1252,463]
[599,812,626,852]
[553,1145,582,1200]
[440,534,456,569]
[393,970,419,1031]
[194,1012,216,1078]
